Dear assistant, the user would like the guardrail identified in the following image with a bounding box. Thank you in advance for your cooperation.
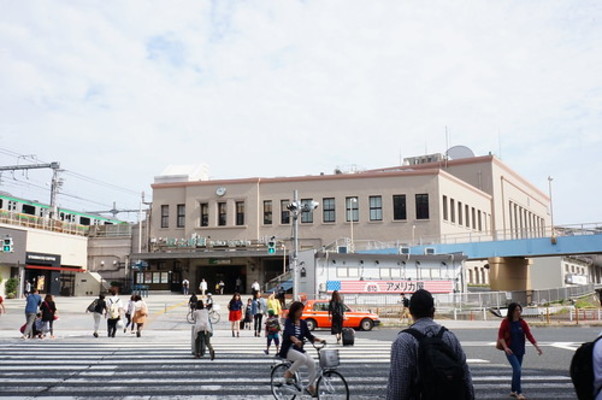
[0,211,89,236]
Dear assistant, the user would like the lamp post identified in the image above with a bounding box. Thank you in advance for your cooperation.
[287,191,318,301]
[349,197,357,253]
[548,176,555,238]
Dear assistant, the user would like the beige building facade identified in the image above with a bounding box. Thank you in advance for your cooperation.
[140,154,551,295]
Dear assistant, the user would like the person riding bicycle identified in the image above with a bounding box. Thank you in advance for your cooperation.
[188,292,198,311]
[205,293,213,311]
[278,301,325,398]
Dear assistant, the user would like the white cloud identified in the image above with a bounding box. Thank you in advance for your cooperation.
[0,0,601,223]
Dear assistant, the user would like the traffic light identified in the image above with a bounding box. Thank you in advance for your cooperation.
[2,236,13,253]
[267,236,276,254]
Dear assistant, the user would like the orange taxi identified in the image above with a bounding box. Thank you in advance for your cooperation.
[297,299,381,331]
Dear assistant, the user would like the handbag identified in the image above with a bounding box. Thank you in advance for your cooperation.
[116,319,125,329]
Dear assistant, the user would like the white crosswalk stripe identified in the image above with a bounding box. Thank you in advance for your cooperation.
[0,332,576,399]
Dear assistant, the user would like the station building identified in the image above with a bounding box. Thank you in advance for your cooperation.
[135,152,552,296]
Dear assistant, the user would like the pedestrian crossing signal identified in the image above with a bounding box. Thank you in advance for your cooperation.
[267,236,276,254]
[2,236,13,253]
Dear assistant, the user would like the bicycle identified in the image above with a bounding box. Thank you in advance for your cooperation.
[270,341,349,400]
[187,305,220,325]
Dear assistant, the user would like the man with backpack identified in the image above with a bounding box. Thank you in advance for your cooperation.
[106,289,123,338]
[570,332,602,399]
[386,289,474,400]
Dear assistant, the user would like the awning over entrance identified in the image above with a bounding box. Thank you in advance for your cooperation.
[25,265,85,273]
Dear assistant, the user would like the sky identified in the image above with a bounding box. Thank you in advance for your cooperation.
[0,1,601,224]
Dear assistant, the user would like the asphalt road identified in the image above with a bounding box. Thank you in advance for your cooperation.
[0,294,594,399]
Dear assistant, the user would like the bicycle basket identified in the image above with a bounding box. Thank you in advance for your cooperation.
[319,349,340,369]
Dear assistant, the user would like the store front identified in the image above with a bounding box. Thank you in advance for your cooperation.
[24,252,84,296]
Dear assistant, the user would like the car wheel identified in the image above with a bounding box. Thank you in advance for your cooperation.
[360,318,374,331]
[306,318,317,331]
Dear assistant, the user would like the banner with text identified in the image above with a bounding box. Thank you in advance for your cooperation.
[326,280,454,294]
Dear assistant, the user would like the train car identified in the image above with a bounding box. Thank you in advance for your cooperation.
[0,192,124,226]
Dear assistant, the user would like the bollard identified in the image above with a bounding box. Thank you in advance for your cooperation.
[546,307,550,325]
[576,308,579,325]
[453,308,457,320]
[483,307,487,321]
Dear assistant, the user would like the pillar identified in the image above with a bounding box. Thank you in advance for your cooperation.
[488,257,532,292]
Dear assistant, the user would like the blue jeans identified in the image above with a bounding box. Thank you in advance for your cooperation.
[506,353,524,394]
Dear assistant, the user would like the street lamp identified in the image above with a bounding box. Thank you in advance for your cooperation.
[287,191,319,301]
[548,176,555,239]
[348,197,357,253]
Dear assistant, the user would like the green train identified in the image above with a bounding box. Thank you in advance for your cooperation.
[0,192,123,226]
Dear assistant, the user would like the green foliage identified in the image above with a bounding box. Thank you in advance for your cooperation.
[5,277,19,297]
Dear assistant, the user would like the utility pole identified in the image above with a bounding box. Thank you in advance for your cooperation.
[0,162,61,219]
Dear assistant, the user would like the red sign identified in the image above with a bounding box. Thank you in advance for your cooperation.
[326,280,454,294]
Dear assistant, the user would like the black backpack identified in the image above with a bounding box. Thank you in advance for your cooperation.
[570,336,602,400]
[403,327,467,400]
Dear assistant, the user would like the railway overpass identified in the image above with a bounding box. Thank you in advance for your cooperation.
[364,225,602,292]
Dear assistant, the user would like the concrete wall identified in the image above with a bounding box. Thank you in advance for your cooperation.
[73,271,107,296]
[27,229,87,267]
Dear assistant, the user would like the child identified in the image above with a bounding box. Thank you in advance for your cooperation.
[34,313,46,338]
[263,309,280,355]
[244,298,253,330]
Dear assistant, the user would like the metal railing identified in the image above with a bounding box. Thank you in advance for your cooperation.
[0,210,89,236]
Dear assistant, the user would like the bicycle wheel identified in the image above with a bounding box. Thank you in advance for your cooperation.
[210,311,220,324]
[317,370,349,400]
[186,311,195,324]
[270,363,298,400]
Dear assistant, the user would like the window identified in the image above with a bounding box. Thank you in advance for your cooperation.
[323,198,335,223]
[301,199,314,223]
[160,205,169,228]
[80,216,90,226]
[22,204,35,215]
[236,201,245,226]
[177,204,185,228]
[442,195,448,221]
[415,194,429,219]
[471,207,476,229]
[281,200,290,224]
[465,204,470,227]
[393,195,407,220]
[200,203,209,227]
[8,200,17,211]
[478,210,483,231]
[337,267,348,277]
[458,202,463,225]
[450,199,455,223]
[345,197,359,222]
[263,200,272,225]
[369,196,382,221]
[218,202,227,226]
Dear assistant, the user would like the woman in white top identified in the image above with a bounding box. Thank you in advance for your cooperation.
[124,295,136,334]
[193,300,215,360]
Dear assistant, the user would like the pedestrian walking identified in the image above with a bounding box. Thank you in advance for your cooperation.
[267,292,282,320]
[132,294,149,337]
[235,276,242,293]
[277,285,286,309]
[264,309,281,355]
[182,278,190,295]
[22,288,41,339]
[25,280,31,296]
[251,280,260,297]
[199,279,208,297]
[193,300,215,360]
[400,293,410,324]
[328,290,345,344]
[124,295,135,334]
[386,289,474,400]
[252,292,266,337]
[219,280,225,295]
[0,294,5,315]
[243,298,253,330]
[228,293,243,337]
[40,294,58,339]
[106,289,124,338]
[188,292,198,312]
[497,302,543,400]
[86,293,107,338]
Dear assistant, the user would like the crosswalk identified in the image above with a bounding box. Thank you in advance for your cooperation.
[0,331,576,399]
